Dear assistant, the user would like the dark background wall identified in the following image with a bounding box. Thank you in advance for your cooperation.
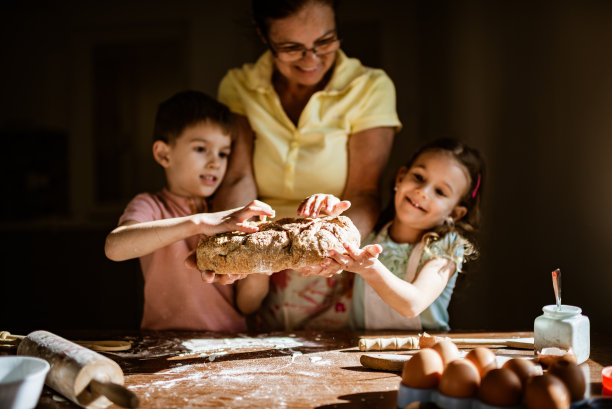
[2,0,611,335]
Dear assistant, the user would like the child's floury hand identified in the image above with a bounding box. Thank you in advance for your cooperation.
[297,194,351,218]
[203,200,275,236]
[327,243,383,274]
[184,249,248,284]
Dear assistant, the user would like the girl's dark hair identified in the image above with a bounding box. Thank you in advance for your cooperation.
[377,138,485,242]
[153,90,236,144]
[252,0,339,39]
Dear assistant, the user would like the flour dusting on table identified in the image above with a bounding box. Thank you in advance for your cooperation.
[182,336,303,354]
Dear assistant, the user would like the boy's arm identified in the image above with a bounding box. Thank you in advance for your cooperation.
[105,200,274,262]
[235,274,270,315]
[105,217,202,262]
[210,115,257,211]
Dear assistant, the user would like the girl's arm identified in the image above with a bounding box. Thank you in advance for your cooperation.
[105,200,274,262]
[210,115,257,211]
[342,126,394,238]
[328,244,456,318]
[236,274,270,315]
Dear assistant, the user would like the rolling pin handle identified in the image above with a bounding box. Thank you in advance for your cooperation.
[89,379,140,408]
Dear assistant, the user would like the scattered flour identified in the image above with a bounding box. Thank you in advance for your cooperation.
[181,336,304,354]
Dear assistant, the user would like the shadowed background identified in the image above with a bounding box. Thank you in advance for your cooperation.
[1,0,611,335]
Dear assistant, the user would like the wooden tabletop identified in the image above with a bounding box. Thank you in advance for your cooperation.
[25,330,612,408]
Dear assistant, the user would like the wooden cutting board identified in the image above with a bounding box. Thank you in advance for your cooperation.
[360,353,412,372]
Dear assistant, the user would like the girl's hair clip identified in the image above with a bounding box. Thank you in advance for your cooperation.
[471,173,482,198]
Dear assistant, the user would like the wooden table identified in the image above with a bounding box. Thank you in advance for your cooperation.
[23,330,612,408]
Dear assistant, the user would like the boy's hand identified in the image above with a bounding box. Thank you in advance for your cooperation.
[297,194,351,218]
[184,249,248,284]
[203,200,275,236]
[327,243,383,274]
[201,271,248,284]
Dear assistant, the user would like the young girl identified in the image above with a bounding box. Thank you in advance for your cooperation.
[299,138,484,330]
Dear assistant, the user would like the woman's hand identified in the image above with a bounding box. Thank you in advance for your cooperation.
[200,199,275,236]
[297,194,351,218]
[327,243,383,275]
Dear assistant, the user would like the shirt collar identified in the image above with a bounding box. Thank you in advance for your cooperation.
[160,188,208,214]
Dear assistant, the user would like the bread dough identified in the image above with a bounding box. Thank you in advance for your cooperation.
[196,216,360,275]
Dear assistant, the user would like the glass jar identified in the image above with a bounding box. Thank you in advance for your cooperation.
[534,305,590,364]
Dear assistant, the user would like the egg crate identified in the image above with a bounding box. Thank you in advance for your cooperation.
[397,382,589,409]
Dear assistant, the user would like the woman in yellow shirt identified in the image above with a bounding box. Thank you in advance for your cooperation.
[214,0,402,330]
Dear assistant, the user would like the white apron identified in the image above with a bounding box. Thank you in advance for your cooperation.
[364,229,425,330]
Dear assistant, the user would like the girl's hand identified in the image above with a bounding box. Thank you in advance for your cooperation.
[297,194,351,218]
[202,200,275,236]
[327,243,383,275]
[295,258,343,278]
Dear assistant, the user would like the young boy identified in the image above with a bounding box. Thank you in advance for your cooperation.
[105,91,274,331]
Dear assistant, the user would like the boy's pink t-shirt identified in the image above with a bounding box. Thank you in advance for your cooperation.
[118,189,246,331]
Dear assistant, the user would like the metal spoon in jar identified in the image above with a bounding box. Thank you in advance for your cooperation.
[552,268,561,310]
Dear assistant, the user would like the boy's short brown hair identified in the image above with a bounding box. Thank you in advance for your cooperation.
[153,90,236,144]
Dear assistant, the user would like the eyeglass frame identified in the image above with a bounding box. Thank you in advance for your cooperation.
[267,33,342,62]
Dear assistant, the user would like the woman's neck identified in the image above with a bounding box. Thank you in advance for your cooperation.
[388,219,423,245]
[272,69,332,124]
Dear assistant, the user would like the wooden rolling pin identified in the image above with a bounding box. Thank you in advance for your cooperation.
[359,335,534,351]
[17,330,139,409]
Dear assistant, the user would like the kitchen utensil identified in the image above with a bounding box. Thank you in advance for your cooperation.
[359,336,534,351]
[17,330,139,409]
[553,268,562,310]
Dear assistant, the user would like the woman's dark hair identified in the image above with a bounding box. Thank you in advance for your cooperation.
[377,138,485,242]
[252,0,339,39]
[153,90,236,144]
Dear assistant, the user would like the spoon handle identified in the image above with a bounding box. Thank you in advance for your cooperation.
[552,268,561,309]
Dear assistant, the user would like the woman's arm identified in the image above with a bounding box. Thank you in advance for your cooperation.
[105,200,274,262]
[210,115,257,211]
[328,244,455,318]
[342,126,395,238]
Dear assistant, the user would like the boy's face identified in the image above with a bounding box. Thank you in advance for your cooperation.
[160,121,231,198]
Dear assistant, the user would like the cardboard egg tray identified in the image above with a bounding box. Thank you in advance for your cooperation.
[397,383,589,409]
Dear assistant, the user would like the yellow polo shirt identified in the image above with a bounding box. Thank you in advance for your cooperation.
[218,50,402,218]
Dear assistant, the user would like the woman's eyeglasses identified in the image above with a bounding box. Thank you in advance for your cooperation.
[270,36,341,62]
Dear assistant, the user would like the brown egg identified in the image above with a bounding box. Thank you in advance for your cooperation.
[401,348,444,389]
[537,347,577,368]
[432,339,460,367]
[524,373,571,409]
[548,358,586,402]
[502,358,541,387]
[438,358,481,398]
[478,367,523,406]
[465,347,498,376]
